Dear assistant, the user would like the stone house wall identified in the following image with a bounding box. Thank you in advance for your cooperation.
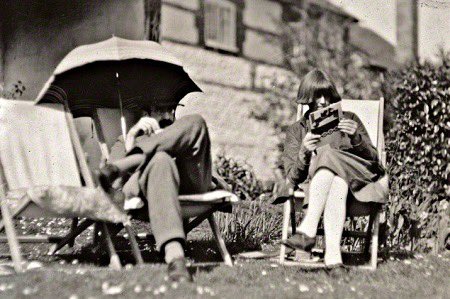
[160,0,296,180]
[0,0,146,101]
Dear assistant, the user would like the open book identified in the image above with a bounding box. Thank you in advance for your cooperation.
[308,102,343,148]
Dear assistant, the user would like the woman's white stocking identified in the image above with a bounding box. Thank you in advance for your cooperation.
[323,175,348,266]
[298,168,335,237]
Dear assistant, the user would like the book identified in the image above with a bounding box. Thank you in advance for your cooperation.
[308,102,343,148]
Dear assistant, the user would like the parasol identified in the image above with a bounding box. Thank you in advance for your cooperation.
[35,37,201,118]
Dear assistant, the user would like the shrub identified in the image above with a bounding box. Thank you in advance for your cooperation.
[213,154,282,246]
[250,10,386,174]
[385,55,450,251]
[214,153,264,201]
[0,80,26,99]
[216,195,283,246]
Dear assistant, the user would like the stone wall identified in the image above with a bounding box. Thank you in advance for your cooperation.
[396,0,418,63]
[2,0,146,101]
[159,0,295,180]
[0,15,4,90]
[162,40,293,180]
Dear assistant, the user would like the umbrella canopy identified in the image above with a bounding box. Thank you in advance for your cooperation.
[35,37,201,118]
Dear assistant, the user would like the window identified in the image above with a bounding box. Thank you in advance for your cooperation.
[204,0,238,52]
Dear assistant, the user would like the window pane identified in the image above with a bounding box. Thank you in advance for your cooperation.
[204,0,237,52]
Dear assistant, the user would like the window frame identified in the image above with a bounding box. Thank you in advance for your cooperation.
[203,0,238,53]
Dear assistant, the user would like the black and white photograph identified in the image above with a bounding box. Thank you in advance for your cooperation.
[0,0,449,298]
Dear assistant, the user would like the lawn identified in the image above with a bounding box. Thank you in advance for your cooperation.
[0,252,449,298]
[0,218,449,298]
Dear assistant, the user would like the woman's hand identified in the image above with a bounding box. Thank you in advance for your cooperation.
[338,119,358,136]
[302,132,321,152]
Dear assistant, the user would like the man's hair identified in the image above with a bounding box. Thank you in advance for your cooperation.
[145,104,178,114]
[296,69,341,105]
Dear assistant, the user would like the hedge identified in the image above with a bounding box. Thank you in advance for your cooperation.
[385,56,449,251]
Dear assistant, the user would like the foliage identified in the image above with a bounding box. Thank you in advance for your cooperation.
[249,4,449,252]
[0,80,26,99]
[251,8,386,173]
[216,195,283,246]
[214,154,282,245]
[385,54,450,251]
[281,10,384,100]
[214,153,264,201]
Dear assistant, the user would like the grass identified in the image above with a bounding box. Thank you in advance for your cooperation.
[0,216,449,298]
[2,174,446,298]
[0,250,449,298]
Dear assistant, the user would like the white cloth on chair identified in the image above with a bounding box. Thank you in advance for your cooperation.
[0,100,81,189]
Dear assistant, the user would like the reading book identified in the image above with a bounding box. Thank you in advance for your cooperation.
[308,102,343,148]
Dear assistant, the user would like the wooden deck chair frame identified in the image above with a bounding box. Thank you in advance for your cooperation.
[91,108,235,266]
[0,100,143,272]
[279,98,386,270]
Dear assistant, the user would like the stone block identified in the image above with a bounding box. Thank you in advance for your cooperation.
[162,0,199,11]
[254,64,298,93]
[161,5,199,44]
[243,29,283,65]
[243,0,282,34]
[176,83,280,180]
[3,0,145,100]
[162,41,253,89]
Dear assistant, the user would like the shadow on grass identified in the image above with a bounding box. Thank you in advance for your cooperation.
[47,236,261,271]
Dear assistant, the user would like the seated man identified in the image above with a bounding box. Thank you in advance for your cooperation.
[99,105,213,283]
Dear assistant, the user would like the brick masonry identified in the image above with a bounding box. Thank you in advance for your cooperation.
[162,41,292,180]
[243,0,282,34]
[163,0,199,11]
[161,5,199,44]
[162,41,253,89]
[159,0,294,180]
[177,83,281,180]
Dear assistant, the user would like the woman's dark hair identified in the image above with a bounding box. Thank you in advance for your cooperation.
[296,69,341,105]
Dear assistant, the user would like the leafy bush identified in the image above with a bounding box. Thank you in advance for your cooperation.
[214,153,264,201]
[0,81,26,99]
[280,8,384,101]
[250,8,386,174]
[213,154,282,246]
[385,55,450,251]
[216,195,283,246]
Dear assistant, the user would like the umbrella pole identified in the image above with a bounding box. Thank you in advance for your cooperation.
[116,72,127,140]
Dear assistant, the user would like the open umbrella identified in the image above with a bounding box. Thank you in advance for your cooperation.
[35,37,201,118]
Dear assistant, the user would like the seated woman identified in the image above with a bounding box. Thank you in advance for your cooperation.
[281,69,387,268]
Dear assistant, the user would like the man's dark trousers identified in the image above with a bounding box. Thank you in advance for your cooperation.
[109,114,212,251]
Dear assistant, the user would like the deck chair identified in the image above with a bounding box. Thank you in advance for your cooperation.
[84,108,238,266]
[0,99,143,272]
[279,98,387,270]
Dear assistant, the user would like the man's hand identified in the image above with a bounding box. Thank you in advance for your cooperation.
[302,132,321,152]
[338,119,358,136]
[128,116,160,137]
[125,117,160,152]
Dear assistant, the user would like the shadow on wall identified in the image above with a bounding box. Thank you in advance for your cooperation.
[1,0,145,101]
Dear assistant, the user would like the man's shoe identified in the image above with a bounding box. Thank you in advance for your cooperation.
[98,164,121,193]
[281,232,316,252]
[167,257,192,283]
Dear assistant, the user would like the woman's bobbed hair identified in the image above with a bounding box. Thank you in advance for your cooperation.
[296,69,341,105]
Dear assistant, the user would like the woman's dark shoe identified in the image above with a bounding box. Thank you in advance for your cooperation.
[167,257,192,283]
[281,232,316,252]
[98,164,121,193]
